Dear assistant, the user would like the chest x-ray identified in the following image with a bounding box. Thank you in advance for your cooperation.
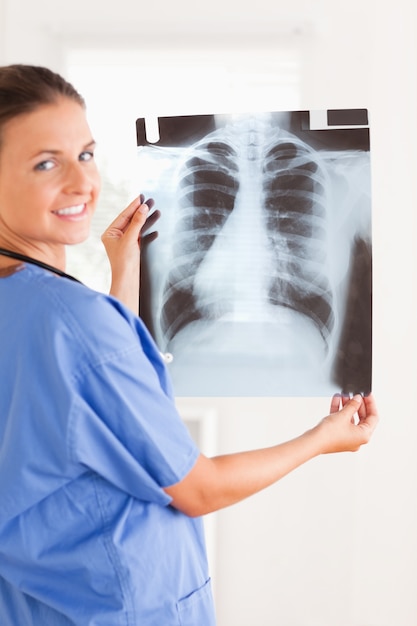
[136,109,372,397]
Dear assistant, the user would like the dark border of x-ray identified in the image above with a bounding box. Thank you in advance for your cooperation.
[136,108,372,396]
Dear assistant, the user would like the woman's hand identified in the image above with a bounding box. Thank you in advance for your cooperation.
[101,194,160,314]
[313,393,379,454]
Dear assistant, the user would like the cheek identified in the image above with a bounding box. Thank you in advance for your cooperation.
[92,171,101,200]
[0,186,33,224]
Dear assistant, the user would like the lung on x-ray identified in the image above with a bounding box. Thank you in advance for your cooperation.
[136,109,372,397]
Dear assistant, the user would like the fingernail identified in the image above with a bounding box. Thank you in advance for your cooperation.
[139,203,149,214]
[353,394,363,402]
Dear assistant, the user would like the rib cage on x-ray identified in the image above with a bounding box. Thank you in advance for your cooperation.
[161,121,335,350]
[262,136,335,349]
[160,135,241,344]
[136,111,372,397]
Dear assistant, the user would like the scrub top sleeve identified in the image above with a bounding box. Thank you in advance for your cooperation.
[69,341,200,505]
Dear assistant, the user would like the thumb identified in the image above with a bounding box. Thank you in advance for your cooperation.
[350,393,363,406]
[342,394,363,419]
[125,204,150,241]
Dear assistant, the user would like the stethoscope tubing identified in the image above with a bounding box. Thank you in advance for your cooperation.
[0,247,81,283]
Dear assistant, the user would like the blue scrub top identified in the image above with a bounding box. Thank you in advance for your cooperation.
[0,265,216,625]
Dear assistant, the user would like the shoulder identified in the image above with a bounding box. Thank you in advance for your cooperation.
[14,265,146,358]
[4,264,169,386]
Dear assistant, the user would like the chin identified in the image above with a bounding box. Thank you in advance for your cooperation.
[63,235,89,247]
[64,226,91,246]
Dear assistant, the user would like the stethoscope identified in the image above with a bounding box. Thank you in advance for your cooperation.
[0,247,81,283]
[0,246,174,364]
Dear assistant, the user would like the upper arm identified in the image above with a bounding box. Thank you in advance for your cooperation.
[164,454,219,517]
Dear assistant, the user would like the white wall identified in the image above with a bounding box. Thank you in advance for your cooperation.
[1,1,416,624]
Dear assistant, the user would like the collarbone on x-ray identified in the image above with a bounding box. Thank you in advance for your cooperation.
[137,110,372,397]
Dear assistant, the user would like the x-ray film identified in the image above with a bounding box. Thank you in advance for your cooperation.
[136,109,372,397]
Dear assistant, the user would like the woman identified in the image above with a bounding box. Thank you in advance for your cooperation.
[0,64,378,625]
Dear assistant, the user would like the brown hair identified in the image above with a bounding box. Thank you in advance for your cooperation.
[0,64,85,147]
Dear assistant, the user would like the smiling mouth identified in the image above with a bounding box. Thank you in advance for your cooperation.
[52,204,86,216]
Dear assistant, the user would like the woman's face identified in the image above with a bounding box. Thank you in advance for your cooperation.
[0,97,100,266]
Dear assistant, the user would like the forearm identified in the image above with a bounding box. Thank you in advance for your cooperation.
[109,261,140,315]
[210,428,322,508]
[165,426,324,517]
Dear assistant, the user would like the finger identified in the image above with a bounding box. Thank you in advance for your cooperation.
[363,392,377,413]
[357,397,367,421]
[341,394,351,408]
[128,200,158,237]
[141,230,159,246]
[341,394,363,420]
[359,393,378,422]
[105,195,147,233]
[143,197,155,211]
[141,209,161,234]
[329,393,342,413]
[104,203,150,246]
[125,203,151,239]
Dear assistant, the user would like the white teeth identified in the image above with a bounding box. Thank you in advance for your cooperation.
[54,205,85,216]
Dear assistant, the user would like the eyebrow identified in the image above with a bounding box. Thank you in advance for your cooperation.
[31,140,97,159]
[83,140,97,151]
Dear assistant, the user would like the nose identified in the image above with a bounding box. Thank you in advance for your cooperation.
[64,161,98,195]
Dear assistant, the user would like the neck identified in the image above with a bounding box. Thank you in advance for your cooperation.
[0,237,66,272]
[0,247,80,283]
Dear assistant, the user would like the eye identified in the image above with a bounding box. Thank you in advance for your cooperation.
[35,159,55,171]
[79,151,95,162]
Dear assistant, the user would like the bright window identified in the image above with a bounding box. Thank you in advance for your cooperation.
[65,47,301,290]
